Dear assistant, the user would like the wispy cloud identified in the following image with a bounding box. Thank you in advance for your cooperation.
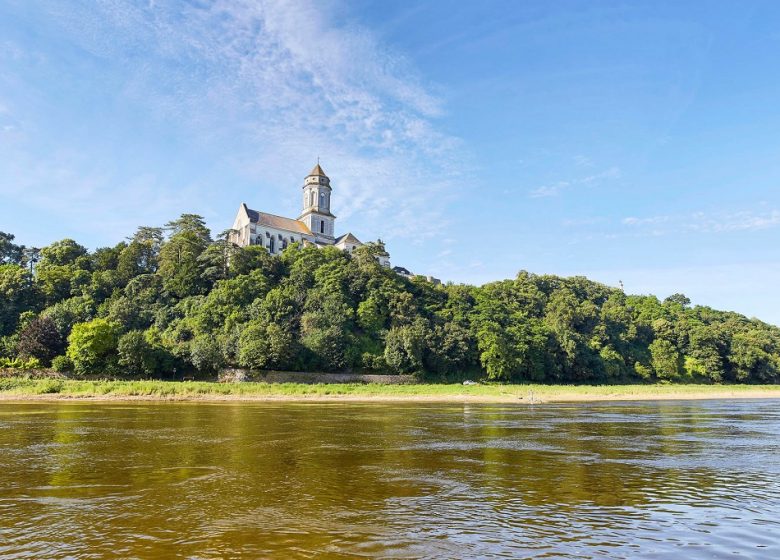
[573,154,594,167]
[2,0,465,243]
[622,209,780,234]
[529,166,620,198]
[621,215,671,226]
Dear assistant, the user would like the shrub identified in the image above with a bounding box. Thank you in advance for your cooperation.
[51,355,72,373]
[66,318,121,377]
[16,316,64,366]
[117,330,157,377]
[361,352,387,372]
[36,379,64,394]
[189,334,224,373]
[0,356,42,370]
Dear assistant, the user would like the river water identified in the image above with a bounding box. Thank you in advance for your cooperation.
[0,400,779,558]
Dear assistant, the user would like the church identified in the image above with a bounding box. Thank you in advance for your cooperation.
[230,164,390,266]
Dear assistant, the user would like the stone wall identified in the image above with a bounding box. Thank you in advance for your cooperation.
[218,368,416,385]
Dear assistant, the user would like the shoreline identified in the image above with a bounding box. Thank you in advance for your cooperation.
[1,378,780,404]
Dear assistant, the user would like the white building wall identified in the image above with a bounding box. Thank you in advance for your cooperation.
[250,226,314,255]
[230,207,252,247]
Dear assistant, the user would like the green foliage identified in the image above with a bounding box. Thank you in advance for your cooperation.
[118,330,158,378]
[0,231,24,264]
[35,239,90,304]
[158,215,212,298]
[66,318,121,377]
[649,338,683,381]
[51,355,72,373]
[238,320,296,370]
[189,334,225,373]
[41,296,95,340]
[0,264,37,336]
[0,356,42,370]
[384,320,428,374]
[1,218,778,383]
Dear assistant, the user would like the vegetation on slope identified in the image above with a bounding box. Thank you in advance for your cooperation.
[1,219,779,383]
[1,378,779,402]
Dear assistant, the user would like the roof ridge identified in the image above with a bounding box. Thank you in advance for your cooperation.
[256,210,298,220]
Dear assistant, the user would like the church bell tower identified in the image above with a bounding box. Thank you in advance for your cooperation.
[299,163,336,243]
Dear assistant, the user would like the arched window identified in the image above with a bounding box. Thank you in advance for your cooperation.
[320,221,325,234]
[309,191,315,207]
[320,192,326,209]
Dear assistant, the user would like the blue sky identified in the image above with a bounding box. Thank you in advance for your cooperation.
[1,1,779,324]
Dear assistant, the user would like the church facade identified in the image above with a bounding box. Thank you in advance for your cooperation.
[230,164,390,266]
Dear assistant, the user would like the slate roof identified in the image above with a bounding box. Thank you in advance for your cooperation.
[245,205,313,235]
[335,232,361,245]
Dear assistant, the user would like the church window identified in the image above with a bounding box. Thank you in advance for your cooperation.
[320,192,326,208]
[270,237,275,253]
[320,221,324,234]
[309,191,315,207]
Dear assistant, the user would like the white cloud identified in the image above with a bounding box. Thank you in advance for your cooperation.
[6,0,465,243]
[621,209,780,234]
[0,147,208,241]
[573,154,593,167]
[529,166,620,198]
[689,209,780,233]
[530,180,570,198]
[621,215,670,226]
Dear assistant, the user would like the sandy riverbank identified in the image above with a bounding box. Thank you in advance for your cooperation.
[1,378,779,404]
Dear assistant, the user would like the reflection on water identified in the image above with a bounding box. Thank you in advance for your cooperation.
[1,400,779,558]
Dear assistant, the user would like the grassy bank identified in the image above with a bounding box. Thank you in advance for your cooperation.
[1,377,779,403]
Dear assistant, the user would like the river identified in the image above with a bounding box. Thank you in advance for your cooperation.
[1,400,779,558]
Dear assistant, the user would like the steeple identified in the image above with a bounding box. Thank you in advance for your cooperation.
[309,163,327,177]
[300,162,335,241]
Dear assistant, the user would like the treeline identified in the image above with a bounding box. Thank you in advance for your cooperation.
[1,217,779,383]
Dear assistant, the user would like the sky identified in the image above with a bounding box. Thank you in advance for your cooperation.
[1,0,779,325]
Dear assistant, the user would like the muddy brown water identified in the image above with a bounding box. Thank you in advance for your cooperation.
[1,400,779,558]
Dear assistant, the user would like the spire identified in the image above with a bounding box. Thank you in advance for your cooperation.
[308,162,327,177]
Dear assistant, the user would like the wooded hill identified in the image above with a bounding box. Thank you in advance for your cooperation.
[2,216,779,383]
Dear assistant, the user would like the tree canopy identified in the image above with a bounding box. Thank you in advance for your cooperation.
[1,222,778,383]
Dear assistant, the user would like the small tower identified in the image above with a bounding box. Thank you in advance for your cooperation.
[299,163,336,243]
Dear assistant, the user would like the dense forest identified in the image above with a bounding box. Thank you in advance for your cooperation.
[1,215,779,383]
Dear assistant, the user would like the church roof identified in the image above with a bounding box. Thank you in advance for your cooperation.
[308,163,328,177]
[334,232,361,245]
[245,206,313,235]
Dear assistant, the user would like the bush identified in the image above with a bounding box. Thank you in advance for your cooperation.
[66,318,121,377]
[361,352,387,372]
[51,355,72,373]
[36,379,64,394]
[189,334,224,373]
[0,356,42,370]
[16,316,64,366]
[237,321,295,371]
[117,330,157,377]
[384,322,426,374]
